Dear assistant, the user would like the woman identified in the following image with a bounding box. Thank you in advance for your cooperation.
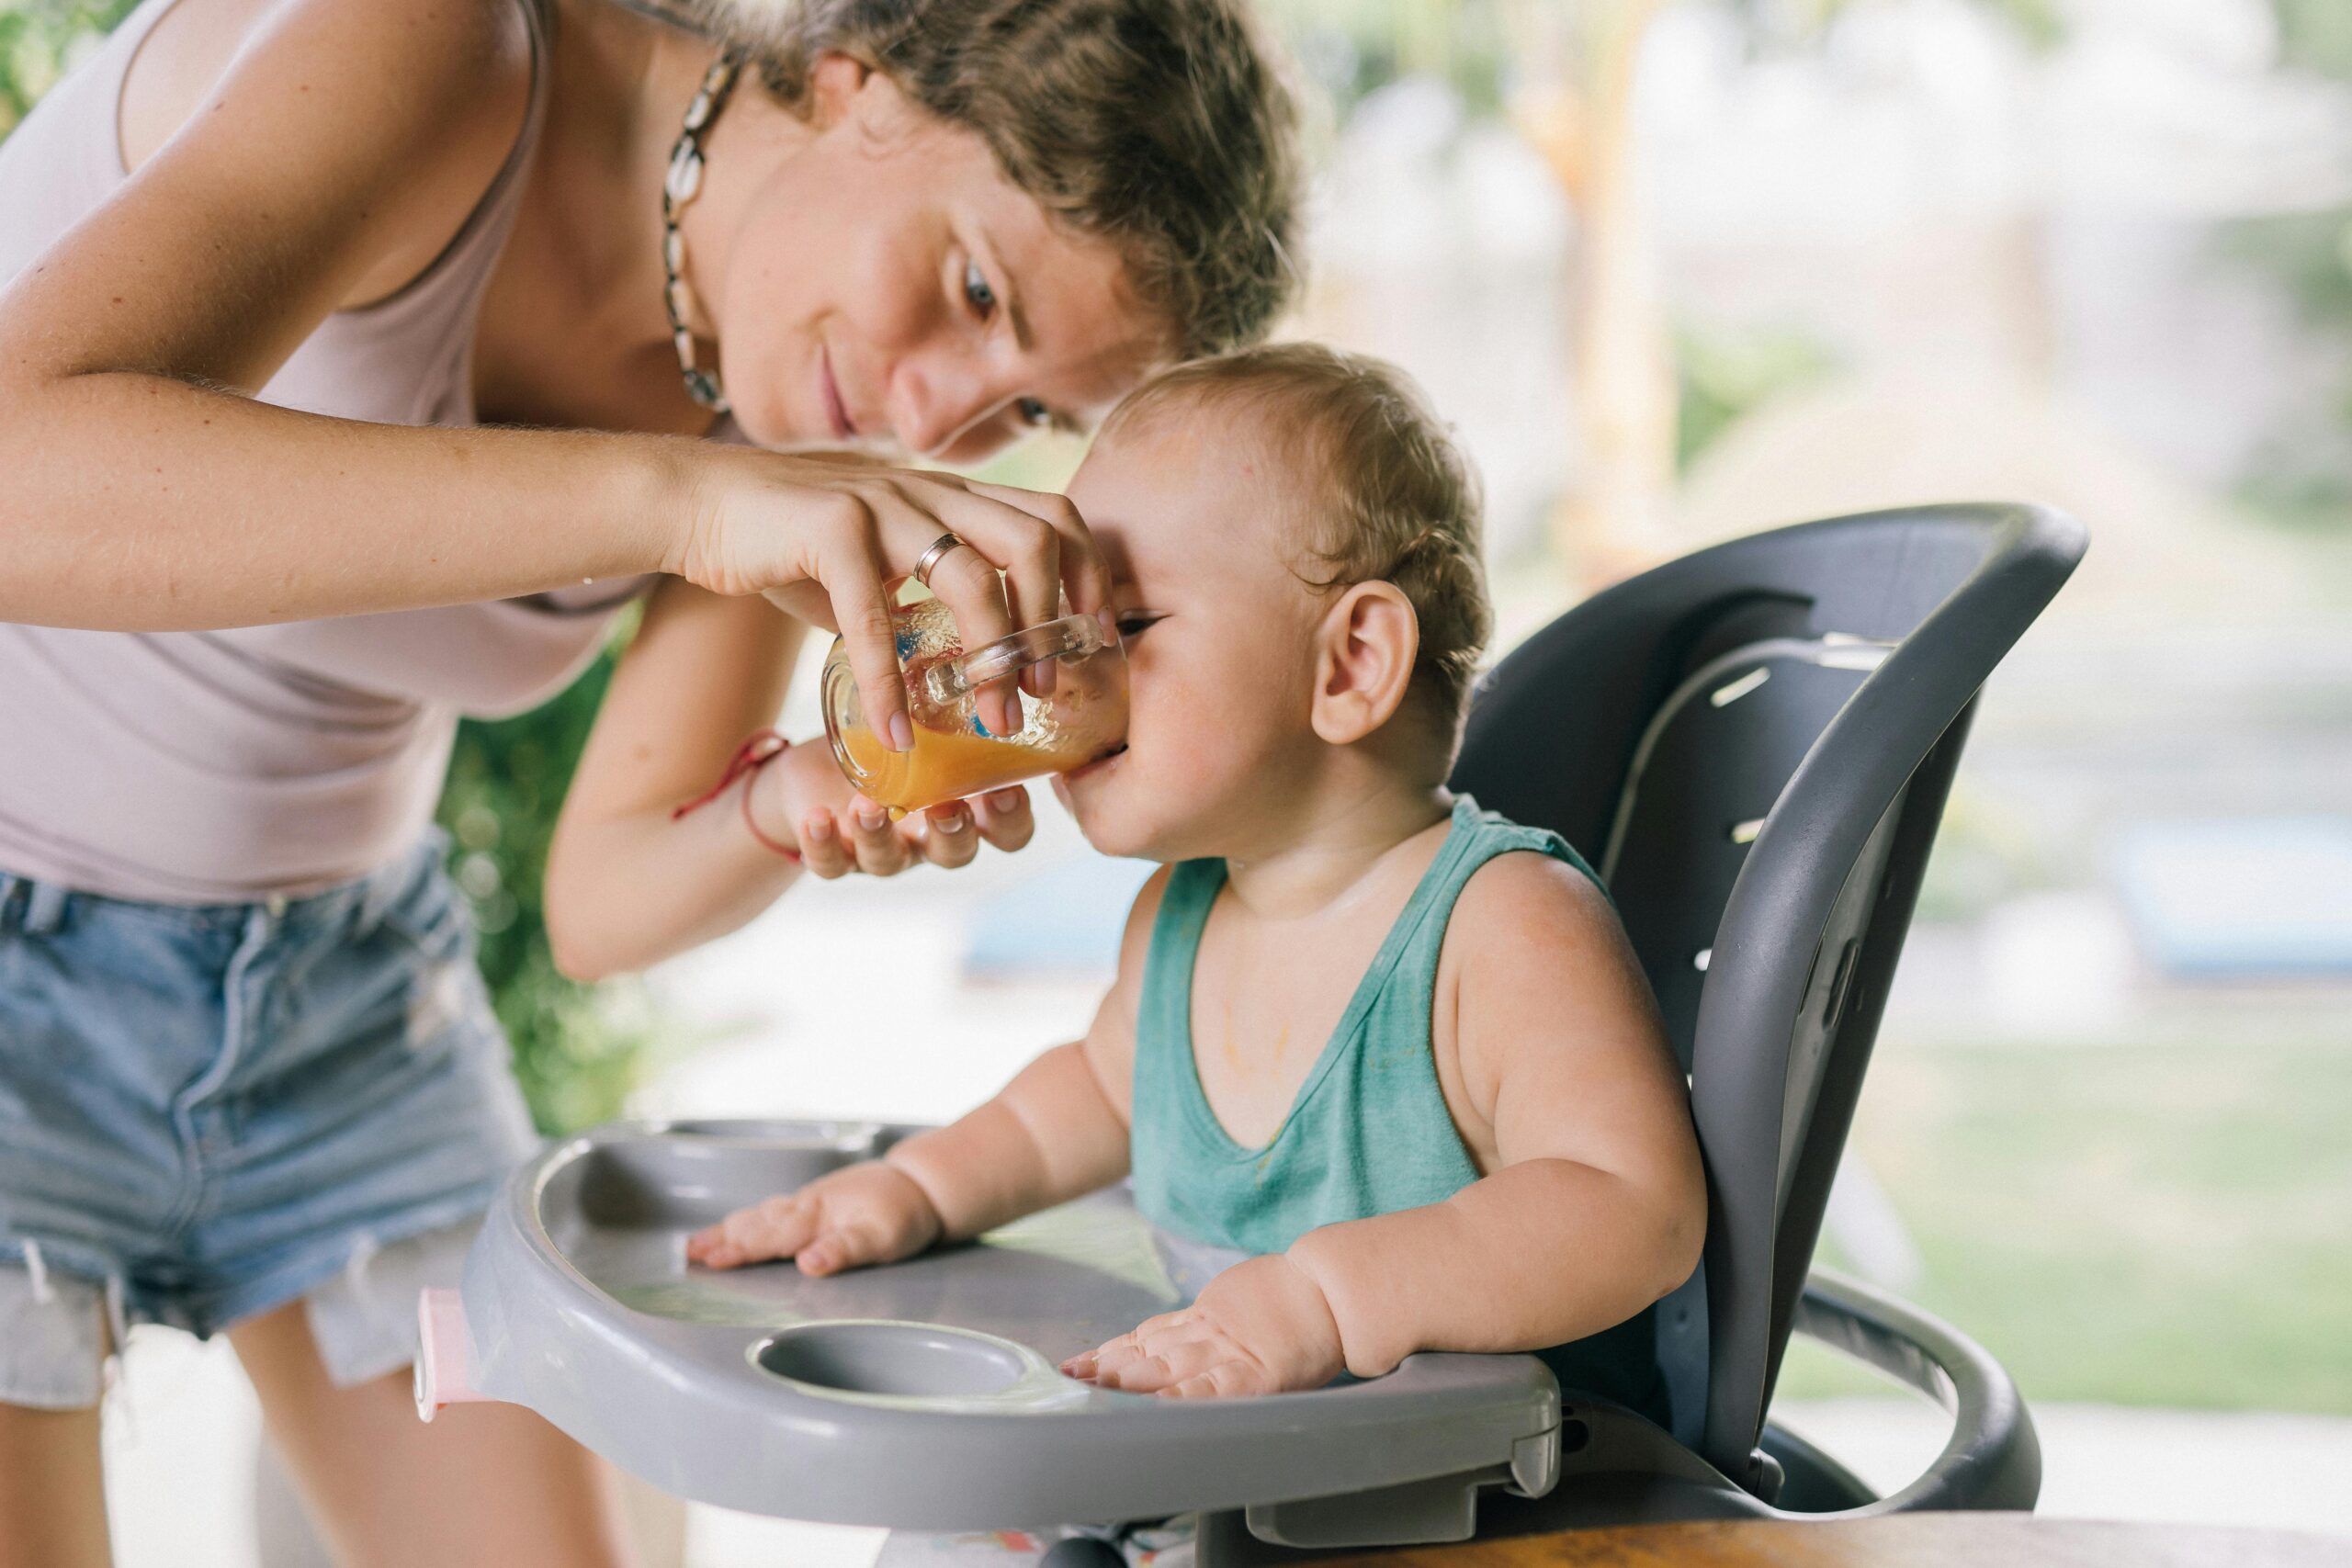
[0,0,1299,1559]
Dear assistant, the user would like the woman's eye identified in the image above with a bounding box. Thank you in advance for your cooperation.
[1115,612,1163,640]
[964,260,997,316]
[1016,397,1051,428]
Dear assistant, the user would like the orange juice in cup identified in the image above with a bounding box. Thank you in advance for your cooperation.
[821,598,1127,815]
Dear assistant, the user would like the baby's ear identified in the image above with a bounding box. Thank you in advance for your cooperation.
[1310,583,1420,746]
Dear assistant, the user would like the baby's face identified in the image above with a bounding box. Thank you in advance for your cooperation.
[1053,410,1327,861]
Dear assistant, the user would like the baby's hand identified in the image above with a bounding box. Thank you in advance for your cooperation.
[1061,1255,1346,1398]
[760,739,1033,880]
[685,1161,942,1277]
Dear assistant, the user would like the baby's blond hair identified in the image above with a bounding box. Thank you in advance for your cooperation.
[1105,343,1491,736]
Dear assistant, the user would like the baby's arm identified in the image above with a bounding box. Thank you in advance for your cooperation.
[686,868,1166,1275]
[1294,853,1705,1372]
[1077,852,1702,1393]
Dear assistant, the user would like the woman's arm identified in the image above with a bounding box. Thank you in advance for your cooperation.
[544,578,1038,979]
[0,0,669,623]
[542,580,808,981]
[0,0,1105,744]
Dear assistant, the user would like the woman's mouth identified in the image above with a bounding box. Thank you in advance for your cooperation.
[820,349,856,442]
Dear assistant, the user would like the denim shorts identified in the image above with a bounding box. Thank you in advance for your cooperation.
[0,834,537,1409]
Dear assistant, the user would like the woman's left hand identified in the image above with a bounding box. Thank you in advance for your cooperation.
[1060,1255,1347,1398]
[759,740,1035,879]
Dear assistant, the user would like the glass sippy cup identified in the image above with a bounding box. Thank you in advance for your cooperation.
[820,597,1128,815]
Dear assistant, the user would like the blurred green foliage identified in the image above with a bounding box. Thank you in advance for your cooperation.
[1673,321,1841,474]
[2274,0,2352,78]
[435,639,662,1135]
[2213,4,2352,533]
[1724,0,2063,52]
[2216,209,2352,532]
[0,0,137,134]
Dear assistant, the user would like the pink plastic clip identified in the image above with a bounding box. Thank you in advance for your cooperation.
[414,1288,492,1421]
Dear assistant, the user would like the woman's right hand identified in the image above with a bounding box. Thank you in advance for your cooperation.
[673,447,1113,751]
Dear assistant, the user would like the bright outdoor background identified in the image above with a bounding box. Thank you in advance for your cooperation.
[6,0,2351,1563]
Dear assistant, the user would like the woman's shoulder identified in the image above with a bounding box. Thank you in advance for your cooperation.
[118,0,536,303]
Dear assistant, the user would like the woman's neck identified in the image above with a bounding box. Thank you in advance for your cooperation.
[481,0,795,430]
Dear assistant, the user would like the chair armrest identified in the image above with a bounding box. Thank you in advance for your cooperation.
[1789,1268,2041,1514]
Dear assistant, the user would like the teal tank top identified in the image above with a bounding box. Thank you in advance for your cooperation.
[1129,795,1670,1425]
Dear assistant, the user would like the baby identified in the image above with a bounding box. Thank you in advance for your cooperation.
[690,344,1703,1435]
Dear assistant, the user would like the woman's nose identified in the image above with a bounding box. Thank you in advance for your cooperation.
[888,358,1011,459]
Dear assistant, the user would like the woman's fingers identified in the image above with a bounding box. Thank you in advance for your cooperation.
[962,480,1113,621]
[972,788,1034,854]
[820,514,915,753]
[765,468,1102,755]
[896,493,1022,736]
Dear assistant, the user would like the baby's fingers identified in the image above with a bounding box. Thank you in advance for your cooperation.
[1065,1317,1207,1391]
[795,1215,904,1278]
[916,801,978,870]
[972,788,1033,854]
[1159,1362,1264,1400]
[797,809,853,879]
[690,1194,817,1269]
[847,799,912,876]
[1065,1329,1146,1384]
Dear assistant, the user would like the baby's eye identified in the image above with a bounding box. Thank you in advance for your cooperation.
[963,260,997,317]
[1016,397,1052,429]
[1115,612,1164,640]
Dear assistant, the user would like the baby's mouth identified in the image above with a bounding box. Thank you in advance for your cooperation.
[1065,742,1127,783]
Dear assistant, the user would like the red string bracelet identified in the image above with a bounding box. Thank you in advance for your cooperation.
[670,728,802,863]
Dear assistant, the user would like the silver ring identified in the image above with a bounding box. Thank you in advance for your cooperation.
[911,532,966,590]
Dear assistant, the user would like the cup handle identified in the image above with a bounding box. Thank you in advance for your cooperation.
[921,614,1105,705]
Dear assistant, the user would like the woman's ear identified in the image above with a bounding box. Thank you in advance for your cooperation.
[1309,582,1420,746]
[806,51,878,130]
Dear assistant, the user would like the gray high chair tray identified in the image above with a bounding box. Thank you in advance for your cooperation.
[421,1115,2033,1551]
[420,1119,1565,1545]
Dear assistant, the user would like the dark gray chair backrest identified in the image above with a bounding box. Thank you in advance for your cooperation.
[1450,502,2086,1495]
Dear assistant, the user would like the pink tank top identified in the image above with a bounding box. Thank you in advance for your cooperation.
[0,0,653,902]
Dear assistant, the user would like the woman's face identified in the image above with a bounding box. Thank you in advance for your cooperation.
[702,59,1165,464]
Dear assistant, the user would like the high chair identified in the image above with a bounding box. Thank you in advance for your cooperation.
[418,502,2086,1561]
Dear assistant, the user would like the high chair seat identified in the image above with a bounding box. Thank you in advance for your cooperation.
[420,502,2086,1560]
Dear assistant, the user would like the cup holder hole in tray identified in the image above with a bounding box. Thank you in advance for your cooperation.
[756,1321,1029,1398]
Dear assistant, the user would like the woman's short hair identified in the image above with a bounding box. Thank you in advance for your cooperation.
[665,0,1304,361]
